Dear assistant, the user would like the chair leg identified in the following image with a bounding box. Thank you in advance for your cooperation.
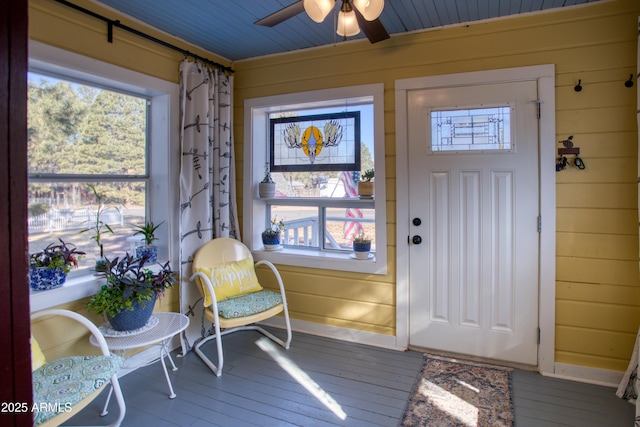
[194,326,224,377]
[232,325,291,351]
[108,373,126,427]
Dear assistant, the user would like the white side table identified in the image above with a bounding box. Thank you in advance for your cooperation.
[90,312,189,405]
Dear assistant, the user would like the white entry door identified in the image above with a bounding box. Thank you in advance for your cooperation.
[408,80,540,365]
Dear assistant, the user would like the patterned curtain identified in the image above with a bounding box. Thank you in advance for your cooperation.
[616,17,640,424]
[178,59,239,352]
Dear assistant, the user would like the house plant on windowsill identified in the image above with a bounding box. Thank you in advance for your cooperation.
[352,231,372,259]
[86,253,177,331]
[258,165,276,198]
[29,239,85,291]
[357,169,374,199]
[132,220,164,263]
[79,184,118,273]
[262,216,285,250]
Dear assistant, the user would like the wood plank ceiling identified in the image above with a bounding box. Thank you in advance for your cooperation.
[93,0,605,61]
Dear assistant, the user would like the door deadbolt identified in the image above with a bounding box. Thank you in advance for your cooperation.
[412,235,423,245]
[412,218,422,226]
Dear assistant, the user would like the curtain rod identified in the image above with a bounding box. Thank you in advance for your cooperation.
[54,0,234,74]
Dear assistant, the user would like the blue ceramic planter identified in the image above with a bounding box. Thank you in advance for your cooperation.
[107,293,157,331]
[353,241,372,259]
[135,245,158,263]
[29,266,67,291]
[262,232,281,245]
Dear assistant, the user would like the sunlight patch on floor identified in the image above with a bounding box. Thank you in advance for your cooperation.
[256,337,347,420]
[422,380,478,426]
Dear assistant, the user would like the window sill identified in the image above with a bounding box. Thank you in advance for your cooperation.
[252,247,387,275]
[30,272,105,312]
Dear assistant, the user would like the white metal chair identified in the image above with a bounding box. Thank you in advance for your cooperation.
[31,309,126,427]
[189,238,292,376]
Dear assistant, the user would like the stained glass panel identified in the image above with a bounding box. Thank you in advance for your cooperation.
[430,105,512,152]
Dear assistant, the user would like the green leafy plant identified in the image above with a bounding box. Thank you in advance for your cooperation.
[261,172,274,184]
[79,184,118,259]
[30,239,85,273]
[361,169,375,182]
[261,163,274,184]
[132,220,164,246]
[86,253,176,318]
[353,231,371,243]
[264,216,285,235]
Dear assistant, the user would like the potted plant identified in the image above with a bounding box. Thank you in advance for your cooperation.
[352,231,372,259]
[357,169,374,198]
[262,216,285,250]
[29,239,85,291]
[79,184,117,272]
[132,220,164,263]
[259,164,276,198]
[86,253,177,331]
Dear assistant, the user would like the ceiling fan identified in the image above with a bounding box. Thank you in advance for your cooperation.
[255,0,390,44]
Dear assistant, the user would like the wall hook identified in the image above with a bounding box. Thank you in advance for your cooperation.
[625,74,634,88]
[574,80,583,92]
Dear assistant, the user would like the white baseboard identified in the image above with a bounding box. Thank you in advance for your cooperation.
[259,317,406,351]
[115,318,626,391]
[548,362,624,388]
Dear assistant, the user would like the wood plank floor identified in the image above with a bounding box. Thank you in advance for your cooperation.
[67,329,635,426]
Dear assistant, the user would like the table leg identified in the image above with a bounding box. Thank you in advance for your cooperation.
[159,340,177,399]
[164,344,178,371]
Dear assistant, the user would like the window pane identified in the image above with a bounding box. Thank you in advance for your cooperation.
[270,205,319,248]
[430,106,511,152]
[27,70,150,275]
[28,72,147,176]
[325,207,375,252]
[28,182,146,273]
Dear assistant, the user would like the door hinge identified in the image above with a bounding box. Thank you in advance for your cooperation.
[537,215,542,233]
[532,100,541,119]
[537,327,541,345]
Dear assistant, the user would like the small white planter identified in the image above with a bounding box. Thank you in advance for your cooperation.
[259,182,276,198]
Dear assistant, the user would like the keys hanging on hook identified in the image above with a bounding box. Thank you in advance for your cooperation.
[574,156,586,170]
[556,156,569,172]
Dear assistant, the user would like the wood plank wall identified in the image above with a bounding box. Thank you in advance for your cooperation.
[27,0,640,373]
[234,0,640,371]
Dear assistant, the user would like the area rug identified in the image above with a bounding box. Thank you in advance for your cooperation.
[400,354,514,427]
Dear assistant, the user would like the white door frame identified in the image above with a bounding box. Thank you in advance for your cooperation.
[394,65,556,374]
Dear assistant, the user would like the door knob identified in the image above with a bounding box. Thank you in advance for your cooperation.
[412,235,422,245]
[412,218,422,226]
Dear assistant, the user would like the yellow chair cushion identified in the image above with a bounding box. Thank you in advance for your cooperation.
[31,336,47,371]
[197,258,263,306]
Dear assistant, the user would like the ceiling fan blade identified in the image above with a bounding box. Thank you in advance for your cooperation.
[255,1,305,27]
[354,6,390,44]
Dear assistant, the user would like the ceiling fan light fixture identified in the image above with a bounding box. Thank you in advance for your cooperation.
[336,1,360,37]
[336,9,360,37]
[303,0,334,23]
[353,0,384,21]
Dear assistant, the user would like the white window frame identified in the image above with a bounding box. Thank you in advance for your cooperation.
[243,84,387,275]
[28,41,180,311]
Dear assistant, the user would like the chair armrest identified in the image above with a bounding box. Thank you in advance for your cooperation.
[189,271,221,313]
[255,260,289,304]
[31,309,111,357]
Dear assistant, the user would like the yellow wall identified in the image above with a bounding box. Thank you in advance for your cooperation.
[235,0,640,372]
[28,0,640,372]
